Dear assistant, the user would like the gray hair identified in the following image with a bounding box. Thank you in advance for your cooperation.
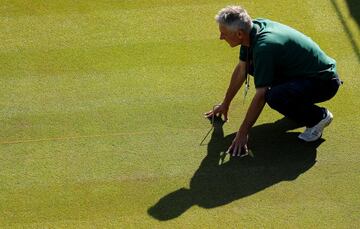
[215,6,253,33]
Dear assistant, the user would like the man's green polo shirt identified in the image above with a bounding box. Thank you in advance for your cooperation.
[240,18,337,88]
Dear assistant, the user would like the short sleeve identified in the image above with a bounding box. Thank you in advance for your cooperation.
[253,51,274,88]
[239,46,248,61]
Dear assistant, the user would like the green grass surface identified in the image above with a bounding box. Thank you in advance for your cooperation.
[1,0,359,227]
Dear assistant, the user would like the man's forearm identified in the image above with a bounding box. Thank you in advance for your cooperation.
[239,88,267,135]
[223,62,246,107]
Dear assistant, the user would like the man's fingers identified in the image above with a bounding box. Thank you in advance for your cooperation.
[204,110,214,118]
[226,143,232,155]
[243,144,248,153]
[204,105,222,117]
[226,142,251,158]
[204,110,212,116]
[224,112,228,122]
[239,145,249,157]
[226,142,233,155]
[232,147,236,157]
[232,144,238,157]
[237,144,242,157]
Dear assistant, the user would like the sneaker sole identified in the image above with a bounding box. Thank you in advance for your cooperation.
[298,113,333,142]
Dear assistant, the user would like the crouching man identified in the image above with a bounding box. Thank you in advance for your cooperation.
[205,6,341,156]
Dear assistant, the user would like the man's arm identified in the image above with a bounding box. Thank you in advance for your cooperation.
[205,61,247,120]
[223,60,247,107]
[228,87,268,156]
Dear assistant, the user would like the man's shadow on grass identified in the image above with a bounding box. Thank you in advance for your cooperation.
[148,116,323,221]
[346,0,360,27]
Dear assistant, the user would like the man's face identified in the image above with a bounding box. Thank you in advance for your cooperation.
[219,24,243,47]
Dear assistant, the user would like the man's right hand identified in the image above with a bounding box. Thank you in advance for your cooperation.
[204,103,229,122]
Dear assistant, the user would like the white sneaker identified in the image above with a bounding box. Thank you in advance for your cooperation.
[298,109,333,142]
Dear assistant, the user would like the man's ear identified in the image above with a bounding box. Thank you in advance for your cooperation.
[236,29,245,39]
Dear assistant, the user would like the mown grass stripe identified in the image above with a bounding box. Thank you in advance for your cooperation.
[0,128,201,145]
